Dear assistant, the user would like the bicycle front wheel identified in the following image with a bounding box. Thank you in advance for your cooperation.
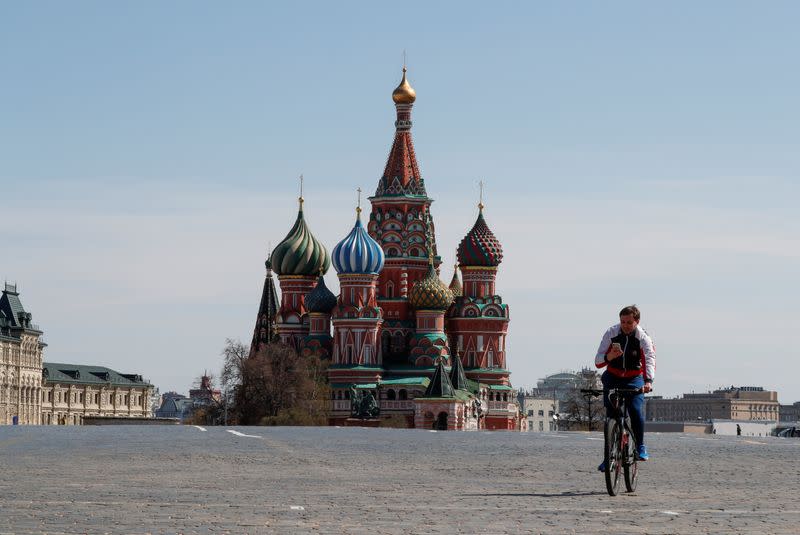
[604,418,622,496]
[623,424,638,493]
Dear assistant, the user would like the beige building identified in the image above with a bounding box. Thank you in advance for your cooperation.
[522,395,559,432]
[2,283,153,426]
[41,363,153,425]
[0,284,45,425]
[646,386,779,422]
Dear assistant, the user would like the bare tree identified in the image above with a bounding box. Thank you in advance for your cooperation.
[221,339,329,425]
[560,371,604,431]
[220,338,249,392]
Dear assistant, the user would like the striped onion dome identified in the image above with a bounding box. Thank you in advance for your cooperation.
[457,207,503,267]
[271,200,331,276]
[332,211,385,275]
[409,263,454,311]
[305,275,337,314]
[448,264,462,297]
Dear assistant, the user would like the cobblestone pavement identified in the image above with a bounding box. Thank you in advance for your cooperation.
[0,426,798,534]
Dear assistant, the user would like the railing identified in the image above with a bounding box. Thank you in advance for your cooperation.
[488,401,515,412]
[331,400,414,411]
[382,400,413,410]
[332,400,350,411]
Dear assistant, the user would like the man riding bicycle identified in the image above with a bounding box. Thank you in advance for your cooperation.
[595,305,656,468]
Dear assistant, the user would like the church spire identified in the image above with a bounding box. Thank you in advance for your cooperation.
[424,358,456,398]
[375,66,426,197]
[250,251,280,357]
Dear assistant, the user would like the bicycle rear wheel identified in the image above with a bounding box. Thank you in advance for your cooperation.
[604,418,622,496]
[623,424,638,493]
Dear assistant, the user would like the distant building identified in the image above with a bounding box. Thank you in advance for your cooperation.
[189,375,221,406]
[521,395,559,432]
[0,283,46,424]
[779,401,800,423]
[41,363,154,425]
[155,392,194,420]
[521,368,600,405]
[149,386,161,417]
[517,369,600,432]
[518,369,600,404]
[646,386,779,422]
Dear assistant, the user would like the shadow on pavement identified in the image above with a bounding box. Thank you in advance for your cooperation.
[462,491,605,497]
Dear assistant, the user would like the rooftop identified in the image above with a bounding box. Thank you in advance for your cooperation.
[43,363,152,388]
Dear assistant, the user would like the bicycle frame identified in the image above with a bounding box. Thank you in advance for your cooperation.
[605,387,641,495]
[582,386,641,496]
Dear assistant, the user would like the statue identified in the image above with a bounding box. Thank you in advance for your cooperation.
[350,387,380,419]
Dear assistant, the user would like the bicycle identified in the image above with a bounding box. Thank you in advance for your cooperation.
[581,387,642,496]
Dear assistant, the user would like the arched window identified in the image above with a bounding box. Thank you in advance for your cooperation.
[387,389,396,400]
[381,331,391,356]
[435,412,448,430]
[399,389,408,400]
[391,332,406,355]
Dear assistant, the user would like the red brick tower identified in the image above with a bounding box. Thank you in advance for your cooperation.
[449,201,516,429]
[367,67,440,366]
[448,201,510,386]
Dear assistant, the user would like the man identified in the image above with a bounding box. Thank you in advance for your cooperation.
[595,305,656,468]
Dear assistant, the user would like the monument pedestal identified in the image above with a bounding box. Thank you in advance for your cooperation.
[344,418,381,428]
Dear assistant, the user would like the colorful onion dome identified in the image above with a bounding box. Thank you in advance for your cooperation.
[409,263,454,310]
[332,210,385,275]
[392,67,416,104]
[448,263,462,297]
[271,199,331,276]
[457,207,503,267]
[305,274,337,314]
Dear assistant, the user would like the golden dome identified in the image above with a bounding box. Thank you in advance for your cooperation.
[392,67,416,104]
[409,263,454,311]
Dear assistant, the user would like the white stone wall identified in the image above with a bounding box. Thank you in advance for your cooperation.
[0,333,44,425]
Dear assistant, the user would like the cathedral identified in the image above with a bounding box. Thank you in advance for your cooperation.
[250,69,522,430]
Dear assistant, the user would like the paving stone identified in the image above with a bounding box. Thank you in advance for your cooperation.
[0,426,798,533]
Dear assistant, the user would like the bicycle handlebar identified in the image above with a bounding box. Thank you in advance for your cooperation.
[610,387,644,394]
[579,387,644,396]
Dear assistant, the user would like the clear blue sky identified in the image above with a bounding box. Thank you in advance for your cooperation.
[2,2,799,401]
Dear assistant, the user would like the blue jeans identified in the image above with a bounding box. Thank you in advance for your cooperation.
[601,372,645,448]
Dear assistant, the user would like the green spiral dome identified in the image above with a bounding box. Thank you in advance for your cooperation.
[271,202,331,276]
[409,264,454,311]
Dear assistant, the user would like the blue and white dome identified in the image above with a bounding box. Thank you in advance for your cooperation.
[332,212,385,275]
